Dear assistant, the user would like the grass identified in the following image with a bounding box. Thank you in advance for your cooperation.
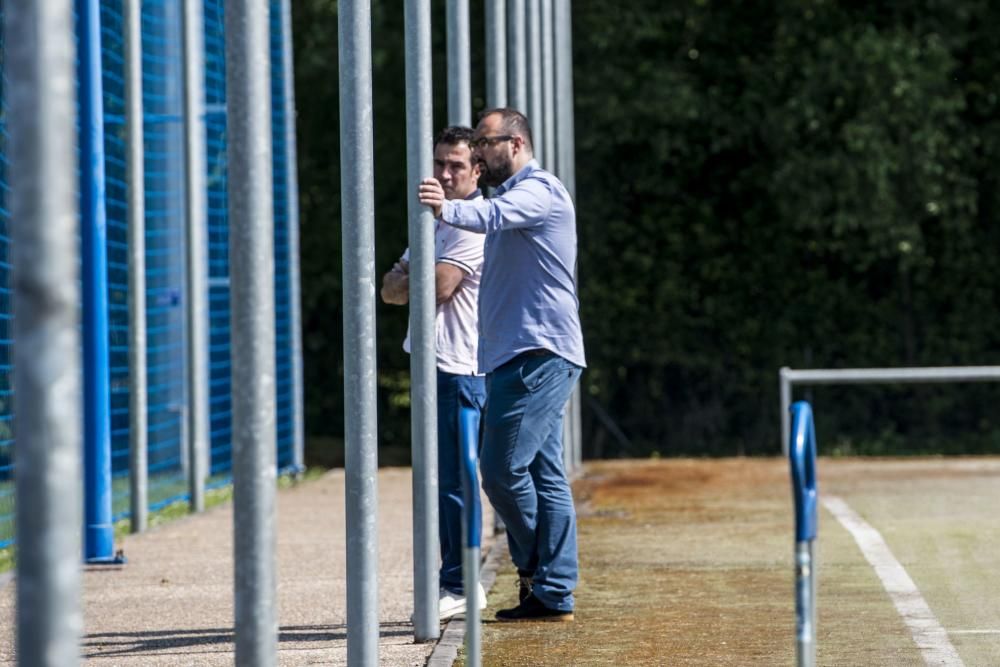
[0,467,327,577]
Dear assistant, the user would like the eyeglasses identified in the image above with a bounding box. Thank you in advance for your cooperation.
[468,135,515,149]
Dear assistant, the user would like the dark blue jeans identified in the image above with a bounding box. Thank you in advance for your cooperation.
[438,370,487,595]
[481,352,582,611]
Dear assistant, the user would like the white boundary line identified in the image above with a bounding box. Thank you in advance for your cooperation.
[822,495,964,667]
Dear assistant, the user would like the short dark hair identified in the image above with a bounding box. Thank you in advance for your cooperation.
[477,107,534,152]
[434,125,475,149]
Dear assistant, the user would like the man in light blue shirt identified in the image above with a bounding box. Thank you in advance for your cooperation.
[419,108,585,622]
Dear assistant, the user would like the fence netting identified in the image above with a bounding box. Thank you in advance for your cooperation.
[0,0,300,548]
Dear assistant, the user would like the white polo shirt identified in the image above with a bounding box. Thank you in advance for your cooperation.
[401,193,485,376]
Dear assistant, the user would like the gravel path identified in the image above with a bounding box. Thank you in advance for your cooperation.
[0,467,493,666]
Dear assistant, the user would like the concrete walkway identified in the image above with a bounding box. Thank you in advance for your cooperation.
[0,467,493,666]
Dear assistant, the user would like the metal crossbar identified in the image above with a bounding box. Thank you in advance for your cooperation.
[779,366,1000,455]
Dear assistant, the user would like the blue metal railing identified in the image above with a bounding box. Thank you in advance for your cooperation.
[79,0,117,562]
[789,400,818,667]
[99,0,134,522]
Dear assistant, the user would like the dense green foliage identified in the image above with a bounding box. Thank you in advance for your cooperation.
[293,1,1000,459]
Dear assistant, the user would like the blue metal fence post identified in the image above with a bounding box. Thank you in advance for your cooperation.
[78,0,116,563]
[789,400,818,667]
[459,405,482,666]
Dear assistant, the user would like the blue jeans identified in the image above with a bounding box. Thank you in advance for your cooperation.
[480,352,582,612]
[438,370,487,594]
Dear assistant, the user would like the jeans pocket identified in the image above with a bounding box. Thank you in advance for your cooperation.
[518,355,564,393]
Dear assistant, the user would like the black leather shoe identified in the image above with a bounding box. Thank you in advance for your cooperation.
[495,593,574,622]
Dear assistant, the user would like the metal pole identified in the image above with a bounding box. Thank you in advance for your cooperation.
[780,367,791,457]
[225,0,278,662]
[554,0,575,196]
[125,0,149,534]
[339,1,380,664]
[572,388,583,468]
[8,0,83,662]
[183,0,210,513]
[554,0,582,469]
[460,406,482,667]
[526,0,543,164]
[279,0,307,477]
[447,0,472,126]
[779,365,1000,454]
[784,365,1000,384]
[463,547,482,664]
[405,0,440,643]
[77,0,116,564]
[540,0,555,169]
[795,540,817,667]
[506,0,527,112]
[790,401,818,667]
[485,0,507,108]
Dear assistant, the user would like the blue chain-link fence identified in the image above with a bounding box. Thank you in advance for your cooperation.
[0,0,299,548]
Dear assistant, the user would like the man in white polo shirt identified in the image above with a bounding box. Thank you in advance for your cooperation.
[380,126,487,620]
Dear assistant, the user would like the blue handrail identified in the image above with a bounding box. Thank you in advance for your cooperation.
[459,405,481,549]
[789,401,817,542]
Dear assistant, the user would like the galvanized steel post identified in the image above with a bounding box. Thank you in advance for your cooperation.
[183,0,211,513]
[555,0,582,470]
[447,0,472,126]
[338,1,381,664]
[279,0,307,477]
[485,0,507,108]
[540,0,555,169]
[125,0,149,533]
[7,0,83,661]
[526,0,543,164]
[506,0,527,112]
[405,0,440,643]
[780,367,791,457]
[77,0,116,563]
[225,0,279,662]
[460,406,483,666]
[553,0,575,197]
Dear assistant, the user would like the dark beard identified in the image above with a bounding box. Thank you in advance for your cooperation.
[478,156,513,188]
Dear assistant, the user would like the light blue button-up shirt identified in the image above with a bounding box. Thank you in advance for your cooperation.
[440,159,586,374]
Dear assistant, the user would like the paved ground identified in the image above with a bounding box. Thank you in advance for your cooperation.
[463,457,1000,666]
[0,467,493,666]
[5,457,999,666]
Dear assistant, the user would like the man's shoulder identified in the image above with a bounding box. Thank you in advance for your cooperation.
[510,164,565,193]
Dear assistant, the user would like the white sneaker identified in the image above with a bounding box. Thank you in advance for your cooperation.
[438,584,488,620]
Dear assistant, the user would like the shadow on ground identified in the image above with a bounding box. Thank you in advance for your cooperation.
[83,622,414,658]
